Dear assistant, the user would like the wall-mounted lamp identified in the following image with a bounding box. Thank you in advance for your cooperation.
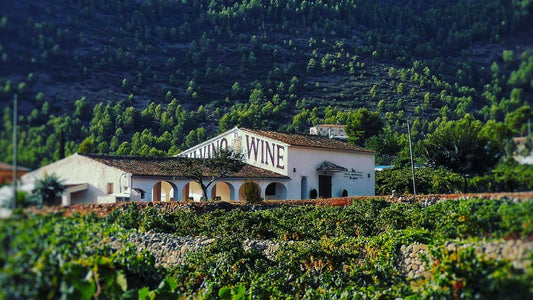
[293,168,297,173]
[367,173,371,178]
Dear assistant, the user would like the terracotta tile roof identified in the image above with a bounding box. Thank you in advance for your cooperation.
[241,128,375,154]
[513,137,533,144]
[231,164,290,179]
[0,162,31,172]
[81,154,288,179]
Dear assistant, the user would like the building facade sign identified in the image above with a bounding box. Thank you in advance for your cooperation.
[180,129,289,176]
[244,134,287,174]
[186,137,230,159]
[343,170,364,180]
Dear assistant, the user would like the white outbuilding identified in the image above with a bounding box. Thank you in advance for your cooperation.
[21,127,375,205]
[179,127,375,199]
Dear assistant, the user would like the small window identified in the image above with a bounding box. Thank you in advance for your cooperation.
[140,191,146,200]
[107,183,114,194]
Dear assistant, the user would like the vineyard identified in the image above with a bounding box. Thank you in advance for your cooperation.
[1,197,533,299]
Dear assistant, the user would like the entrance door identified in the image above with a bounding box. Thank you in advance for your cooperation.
[318,175,332,198]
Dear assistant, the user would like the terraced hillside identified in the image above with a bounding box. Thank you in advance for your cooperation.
[0,0,532,193]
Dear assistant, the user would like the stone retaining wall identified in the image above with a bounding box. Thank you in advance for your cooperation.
[108,232,216,267]
[111,232,533,276]
[109,231,282,268]
[398,239,533,278]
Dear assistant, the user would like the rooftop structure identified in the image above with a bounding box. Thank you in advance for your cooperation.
[309,124,347,140]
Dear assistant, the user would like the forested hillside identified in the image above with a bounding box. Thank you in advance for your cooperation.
[0,0,532,192]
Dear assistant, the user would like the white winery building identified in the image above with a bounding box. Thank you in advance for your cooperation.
[21,127,375,205]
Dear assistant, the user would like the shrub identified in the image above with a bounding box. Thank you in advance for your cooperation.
[31,173,65,206]
[375,167,462,195]
[310,189,318,199]
[242,181,262,205]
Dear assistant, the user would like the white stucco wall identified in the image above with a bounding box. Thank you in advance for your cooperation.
[286,147,375,199]
[20,154,130,205]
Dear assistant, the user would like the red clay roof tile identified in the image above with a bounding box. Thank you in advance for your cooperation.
[241,128,374,154]
[82,154,289,179]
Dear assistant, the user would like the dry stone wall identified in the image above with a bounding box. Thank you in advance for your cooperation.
[398,239,533,278]
[109,231,533,275]
[397,244,431,278]
[109,231,282,268]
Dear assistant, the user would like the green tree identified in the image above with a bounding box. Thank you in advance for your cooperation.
[78,136,95,154]
[307,58,317,72]
[422,114,503,192]
[345,108,384,146]
[174,149,245,201]
[370,84,378,98]
[231,82,241,96]
[165,90,173,101]
[508,52,533,88]
[376,167,462,195]
[502,50,514,63]
[35,92,45,104]
[290,108,318,133]
[397,83,405,94]
[365,127,405,165]
[505,105,532,136]
[74,97,89,120]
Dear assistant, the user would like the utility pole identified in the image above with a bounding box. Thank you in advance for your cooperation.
[527,118,531,139]
[12,94,18,209]
[407,120,416,195]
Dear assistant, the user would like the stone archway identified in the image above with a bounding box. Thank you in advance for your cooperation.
[210,181,235,201]
[265,182,287,200]
[182,181,203,202]
[238,184,246,201]
[152,181,176,202]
